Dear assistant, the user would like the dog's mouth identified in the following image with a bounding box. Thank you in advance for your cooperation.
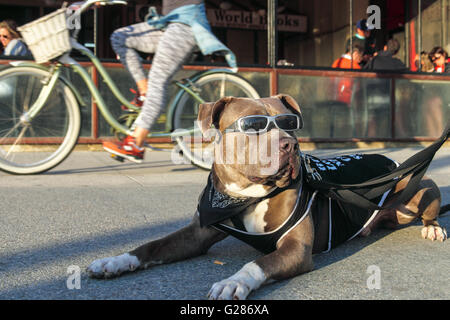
[248,151,300,188]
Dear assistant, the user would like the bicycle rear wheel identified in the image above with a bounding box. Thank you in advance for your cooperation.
[172,72,259,170]
[0,66,81,174]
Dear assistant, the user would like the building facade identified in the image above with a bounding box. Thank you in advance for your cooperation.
[2,0,449,69]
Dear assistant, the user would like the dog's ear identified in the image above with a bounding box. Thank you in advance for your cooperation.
[197,96,233,135]
[273,94,302,117]
[197,102,215,135]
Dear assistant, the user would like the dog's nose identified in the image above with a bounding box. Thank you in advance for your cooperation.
[279,137,298,153]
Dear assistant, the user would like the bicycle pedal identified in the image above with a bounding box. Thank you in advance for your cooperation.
[110,154,125,162]
[120,107,139,113]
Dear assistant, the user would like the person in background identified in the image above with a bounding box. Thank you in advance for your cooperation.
[332,43,363,70]
[363,38,407,71]
[396,51,432,137]
[0,20,31,56]
[363,39,407,137]
[329,44,364,137]
[419,46,447,137]
[415,51,435,72]
[346,19,376,67]
[429,46,450,73]
[330,44,362,110]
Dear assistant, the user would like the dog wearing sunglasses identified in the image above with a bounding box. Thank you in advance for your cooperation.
[87,94,447,299]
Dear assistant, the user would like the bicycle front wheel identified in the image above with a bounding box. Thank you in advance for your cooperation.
[0,66,81,174]
[173,72,260,170]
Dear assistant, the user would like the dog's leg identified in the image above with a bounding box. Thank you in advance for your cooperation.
[87,214,227,278]
[377,177,447,242]
[208,213,314,300]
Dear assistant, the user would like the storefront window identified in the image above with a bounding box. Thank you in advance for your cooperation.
[396,79,449,137]
[279,73,392,139]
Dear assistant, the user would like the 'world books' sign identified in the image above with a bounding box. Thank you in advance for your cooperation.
[207,9,307,33]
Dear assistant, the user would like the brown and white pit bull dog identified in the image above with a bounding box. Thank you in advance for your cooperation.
[87,94,448,300]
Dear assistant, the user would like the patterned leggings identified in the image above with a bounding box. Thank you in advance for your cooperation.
[110,22,197,131]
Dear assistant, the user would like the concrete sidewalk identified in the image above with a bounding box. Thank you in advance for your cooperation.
[0,147,448,300]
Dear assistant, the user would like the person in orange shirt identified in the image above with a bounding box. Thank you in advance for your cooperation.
[422,46,447,136]
[332,44,363,70]
[331,44,363,105]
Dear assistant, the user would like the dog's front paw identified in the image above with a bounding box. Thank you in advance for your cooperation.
[207,262,266,300]
[87,253,140,279]
[208,278,251,300]
[421,225,447,242]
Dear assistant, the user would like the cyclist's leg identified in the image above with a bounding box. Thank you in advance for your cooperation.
[133,22,197,147]
[110,22,163,93]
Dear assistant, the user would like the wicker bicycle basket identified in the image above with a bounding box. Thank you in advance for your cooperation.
[18,8,71,64]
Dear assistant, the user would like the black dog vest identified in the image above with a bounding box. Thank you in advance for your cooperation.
[198,153,397,254]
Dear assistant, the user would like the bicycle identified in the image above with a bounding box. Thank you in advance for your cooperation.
[0,0,259,175]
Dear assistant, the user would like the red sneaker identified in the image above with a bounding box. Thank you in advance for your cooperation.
[121,89,146,111]
[102,136,145,163]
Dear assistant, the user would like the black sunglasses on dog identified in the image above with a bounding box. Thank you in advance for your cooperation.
[225,114,303,134]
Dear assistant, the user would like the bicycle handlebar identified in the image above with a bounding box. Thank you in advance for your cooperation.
[68,0,127,17]
[97,0,128,6]
[67,0,127,39]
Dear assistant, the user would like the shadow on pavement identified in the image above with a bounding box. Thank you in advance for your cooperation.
[0,216,258,300]
[0,218,191,275]
[45,160,199,175]
[1,185,448,299]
